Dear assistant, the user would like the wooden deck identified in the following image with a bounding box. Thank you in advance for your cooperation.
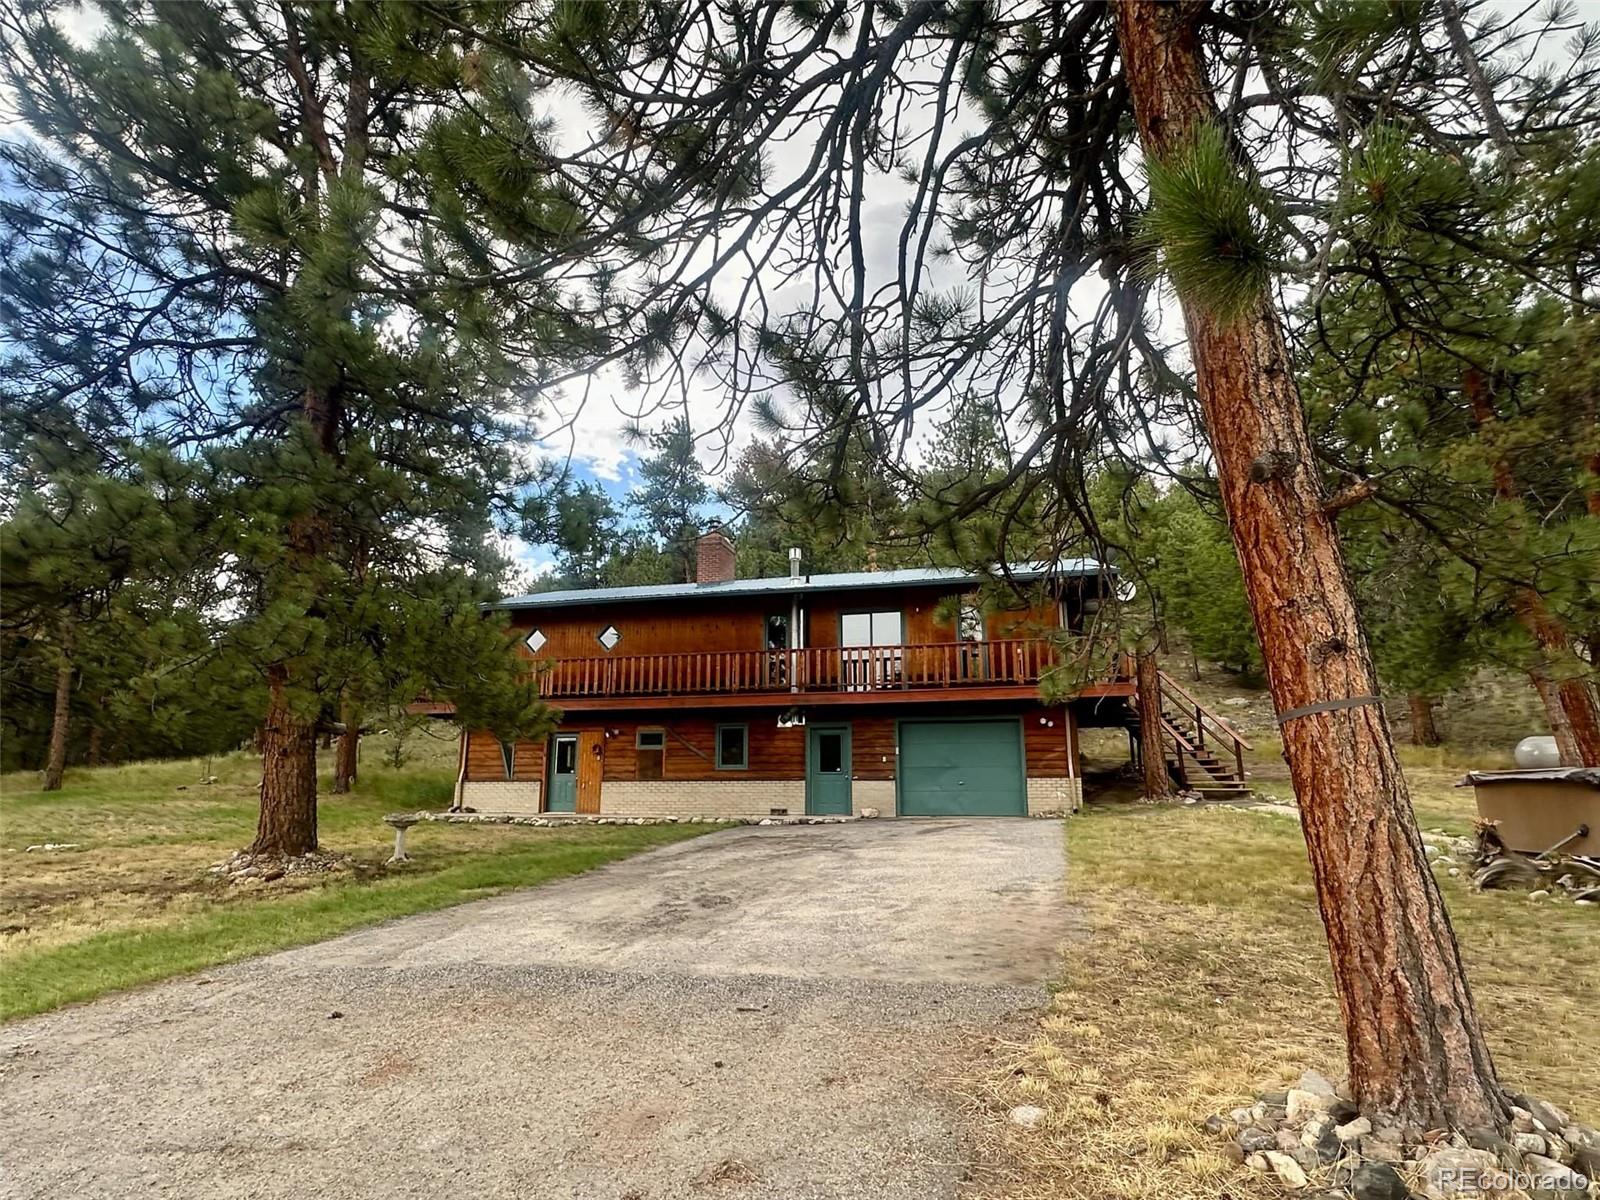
[530,638,1133,710]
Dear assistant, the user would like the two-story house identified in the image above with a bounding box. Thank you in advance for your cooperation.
[457,531,1158,825]
[451,527,1154,820]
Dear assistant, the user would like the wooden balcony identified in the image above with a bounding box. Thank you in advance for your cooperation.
[534,639,1134,710]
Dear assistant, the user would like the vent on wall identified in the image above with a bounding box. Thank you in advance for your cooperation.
[596,625,621,651]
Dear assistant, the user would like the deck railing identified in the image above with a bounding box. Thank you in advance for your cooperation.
[536,638,1059,700]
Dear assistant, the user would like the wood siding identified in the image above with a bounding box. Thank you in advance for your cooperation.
[508,600,767,663]
[463,704,1076,785]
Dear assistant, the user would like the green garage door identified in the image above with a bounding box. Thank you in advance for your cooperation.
[899,720,1026,816]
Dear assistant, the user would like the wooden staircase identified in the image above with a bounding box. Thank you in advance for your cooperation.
[1126,670,1252,797]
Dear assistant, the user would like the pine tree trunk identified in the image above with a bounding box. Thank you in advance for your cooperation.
[1136,650,1171,800]
[250,662,319,855]
[1406,694,1442,747]
[333,696,359,794]
[248,377,340,855]
[1466,368,1600,765]
[86,723,103,767]
[1115,0,1507,1130]
[41,622,74,792]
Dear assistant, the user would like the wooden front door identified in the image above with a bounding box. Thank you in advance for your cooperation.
[576,730,604,814]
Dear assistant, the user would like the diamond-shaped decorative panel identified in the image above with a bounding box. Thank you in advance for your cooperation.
[597,624,621,651]
[524,628,547,653]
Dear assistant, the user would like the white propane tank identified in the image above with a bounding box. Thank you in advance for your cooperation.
[1513,736,1561,768]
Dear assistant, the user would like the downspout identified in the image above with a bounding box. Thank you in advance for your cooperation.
[454,728,468,810]
[788,547,803,692]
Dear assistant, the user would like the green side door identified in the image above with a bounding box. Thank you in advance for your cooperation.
[546,734,578,812]
[806,724,853,815]
[898,720,1026,816]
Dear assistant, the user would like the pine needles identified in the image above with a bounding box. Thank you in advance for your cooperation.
[1139,124,1282,325]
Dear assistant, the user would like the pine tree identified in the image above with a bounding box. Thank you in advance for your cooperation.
[1,3,593,848]
[0,461,192,787]
[627,416,710,582]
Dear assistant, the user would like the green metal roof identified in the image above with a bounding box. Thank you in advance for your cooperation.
[492,559,1107,611]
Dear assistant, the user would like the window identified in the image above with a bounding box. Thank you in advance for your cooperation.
[817,730,844,774]
[839,610,902,646]
[636,728,665,780]
[766,612,789,650]
[716,724,748,770]
[553,737,578,775]
[596,624,621,651]
[840,610,903,689]
[524,627,548,653]
[498,739,516,780]
[959,603,985,642]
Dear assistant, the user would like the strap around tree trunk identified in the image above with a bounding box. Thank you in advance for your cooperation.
[1275,695,1383,725]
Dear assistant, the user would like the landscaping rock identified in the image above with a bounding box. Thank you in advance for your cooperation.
[1290,1145,1323,1174]
[1360,1137,1405,1165]
[1512,1107,1537,1134]
[1304,1123,1343,1165]
[1561,1124,1600,1177]
[1348,1161,1409,1200]
[1524,1153,1589,1199]
[1264,1150,1310,1189]
[1203,1113,1229,1136]
[1327,1098,1362,1125]
[1287,1087,1334,1124]
[1219,1141,1247,1165]
[1297,1070,1340,1099]
[1008,1104,1047,1130]
[1514,1132,1548,1157]
[1336,1116,1373,1143]
[1518,1096,1571,1133]
[1247,1152,1271,1173]
[1463,1125,1515,1158]
[1239,1127,1277,1155]
[1418,1146,1501,1199]
[1277,1127,1304,1154]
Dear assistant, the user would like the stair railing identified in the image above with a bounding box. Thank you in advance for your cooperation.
[1156,670,1253,784]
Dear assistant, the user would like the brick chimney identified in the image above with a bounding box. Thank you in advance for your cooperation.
[695,524,736,584]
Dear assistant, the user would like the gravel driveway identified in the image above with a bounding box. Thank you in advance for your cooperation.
[1,819,1067,1200]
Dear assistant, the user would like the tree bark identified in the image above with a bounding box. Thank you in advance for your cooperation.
[1136,650,1171,800]
[248,374,341,853]
[1466,368,1600,766]
[250,662,319,855]
[333,695,359,794]
[86,722,104,767]
[41,620,74,792]
[1407,693,1442,747]
[1116,0,1507,1131]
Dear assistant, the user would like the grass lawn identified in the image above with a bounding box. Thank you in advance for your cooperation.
[0,727,711,1021]
[972,754,1597,1200]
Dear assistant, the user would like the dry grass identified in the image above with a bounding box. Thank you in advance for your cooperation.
[0,730,710,1018]
[964,798,1599,1200]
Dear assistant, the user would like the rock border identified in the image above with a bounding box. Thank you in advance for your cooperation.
[404,810,859,828]
[1209,1073,1598,1199]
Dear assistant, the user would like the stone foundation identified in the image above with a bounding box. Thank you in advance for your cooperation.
[599,780,808,819]
[852,779,897,818]
[458,781,541,814]
[1027,777,1083,817]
